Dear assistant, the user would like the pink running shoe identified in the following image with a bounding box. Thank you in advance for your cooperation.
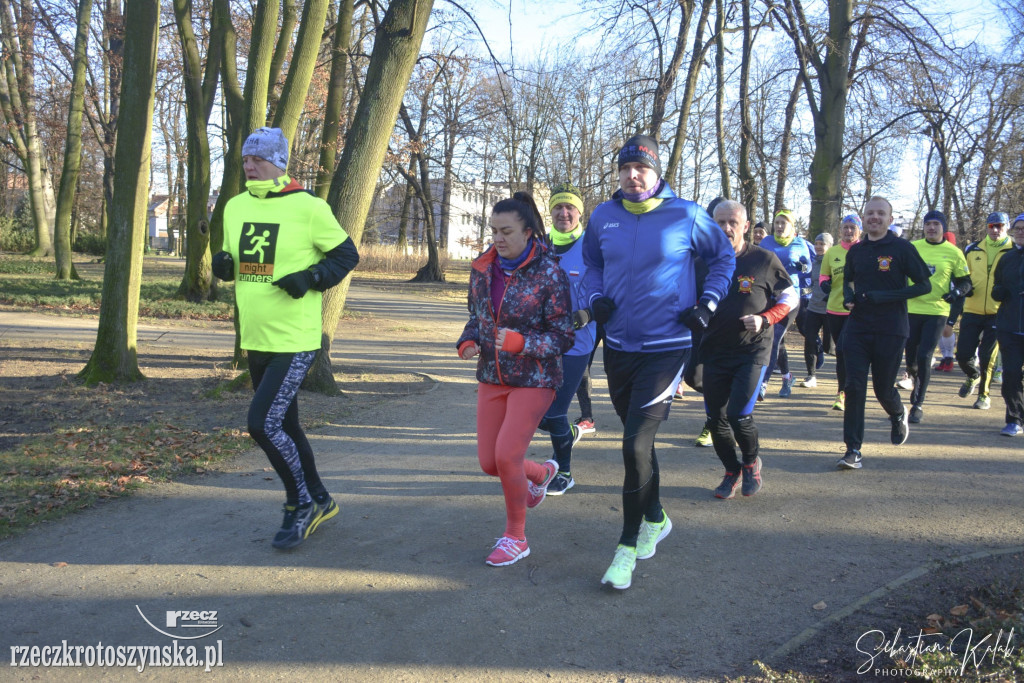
[485,536,530,566]
[574,417,596,434]
[526,459,558,508]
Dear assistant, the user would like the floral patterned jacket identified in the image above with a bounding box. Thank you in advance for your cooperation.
[457,242,574,389]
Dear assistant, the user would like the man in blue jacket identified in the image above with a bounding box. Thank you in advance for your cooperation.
[758,210,814,398]
[582,135,735,590]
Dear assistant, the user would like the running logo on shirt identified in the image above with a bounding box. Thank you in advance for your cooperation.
[877,256,893,272]
[237,222,279,283]
[737,275,755,294]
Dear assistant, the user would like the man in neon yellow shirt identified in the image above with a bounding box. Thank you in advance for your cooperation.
[955,211,1012,409]
[212,127,359,550]
[905,210,971,422]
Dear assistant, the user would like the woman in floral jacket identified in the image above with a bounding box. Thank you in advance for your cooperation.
[457,192,574,567]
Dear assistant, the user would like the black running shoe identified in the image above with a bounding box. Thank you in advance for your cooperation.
[272,501,317,550]
[908,405,923,424]
[837,449,863,469]
[546,472,574,495]
[891,408,909,445]
[741,457,762,496]
[714,471,741,499]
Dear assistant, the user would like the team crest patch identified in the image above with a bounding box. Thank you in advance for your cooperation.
[877,256,893,272]
[737,275,755,293]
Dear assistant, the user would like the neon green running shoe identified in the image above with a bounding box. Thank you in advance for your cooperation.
[694,427,712,447]
[636,512,672,559]
[601,544,637,590]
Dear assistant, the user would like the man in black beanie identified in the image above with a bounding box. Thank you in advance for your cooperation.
[582,135,735,590]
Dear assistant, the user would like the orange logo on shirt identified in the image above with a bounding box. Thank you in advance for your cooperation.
[877,256,893,272]
[737,276,754,293]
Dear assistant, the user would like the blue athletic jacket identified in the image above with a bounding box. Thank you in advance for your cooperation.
[581,183,735,352]
[553,234,598,357]
[759,235,814,296]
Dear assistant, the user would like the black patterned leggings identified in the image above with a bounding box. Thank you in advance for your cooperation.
[247,350,325,506]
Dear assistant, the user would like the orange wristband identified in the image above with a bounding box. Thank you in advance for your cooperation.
[501,331,525,353]
[458,340,476,357]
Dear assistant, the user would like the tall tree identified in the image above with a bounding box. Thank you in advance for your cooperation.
[305,0,435,392]
[172,0,222,302]
[271,0,331,144]
[315,0,356,199]
[713,0,731,198]
[773,0,865,235]
[79,0,160,385]
[0,0,56,256]
[51,0,93,280]
[663,0,713,182]
[736,0,757,215]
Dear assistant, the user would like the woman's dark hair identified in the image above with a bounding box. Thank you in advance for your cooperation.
[492,192,547,243]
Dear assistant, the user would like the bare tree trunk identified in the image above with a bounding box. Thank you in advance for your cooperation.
[172,0,221,302]
[774,71,803,215]
[713,0,731,198]
[315,0,355,199]
[775,0,856,235]
[79,0,160,385]
[52,0,93,280]
[0,0,53,256]
[736,0,757,217]
[266,0,298,121]
[99,0,124,244]
[272,0,331,143]
[664,0,713,182]
[304,0,435,393]
[649,0,695,136]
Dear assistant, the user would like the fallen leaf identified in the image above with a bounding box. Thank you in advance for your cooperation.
[926,613,944,624]
[50,562,68,568]
[813,601,827,610]
[950,604,969,617]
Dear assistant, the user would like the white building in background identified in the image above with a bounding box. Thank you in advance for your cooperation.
[147,195,175,250]
[369,179,550,261]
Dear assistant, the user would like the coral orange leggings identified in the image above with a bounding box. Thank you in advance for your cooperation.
[476,383,556,540]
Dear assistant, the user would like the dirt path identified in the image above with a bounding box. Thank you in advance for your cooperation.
[1,295,1022,681]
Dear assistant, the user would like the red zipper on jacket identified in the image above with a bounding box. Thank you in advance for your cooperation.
[490,242,539,386]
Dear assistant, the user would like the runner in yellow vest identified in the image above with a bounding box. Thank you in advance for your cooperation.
[955,212,1012,409]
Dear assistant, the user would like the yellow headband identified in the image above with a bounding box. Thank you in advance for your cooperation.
[549,192,584,214]
[774,209,795,223]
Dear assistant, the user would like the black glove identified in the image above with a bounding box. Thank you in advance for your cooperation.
[273,270,316,299]
[855,290,877,306]
[591,297,616,325]
[212,252,234,281]
[990,284,1009,302]
[678,303,712,332]
[942,287,965,303]
[820,280,831,296]
[572,309,592,330]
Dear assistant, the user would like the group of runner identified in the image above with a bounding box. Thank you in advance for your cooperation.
[214,127,1023,594]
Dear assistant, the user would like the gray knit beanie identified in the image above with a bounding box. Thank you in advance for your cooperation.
[815,232,834,247]
[242,127,289,171]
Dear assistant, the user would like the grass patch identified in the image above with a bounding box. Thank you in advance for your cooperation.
[0,422,249,540]
[0,254,234,319]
